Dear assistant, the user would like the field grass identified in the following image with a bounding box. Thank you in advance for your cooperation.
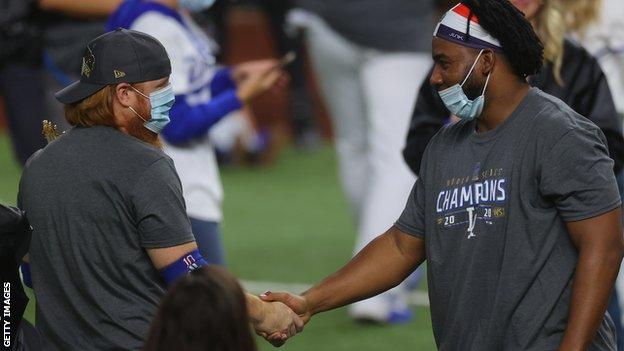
[0,133,436,350]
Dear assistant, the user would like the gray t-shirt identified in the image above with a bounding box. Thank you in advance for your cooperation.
[18,126,194,350]
[395,88,620,350]
[296,0,434,52]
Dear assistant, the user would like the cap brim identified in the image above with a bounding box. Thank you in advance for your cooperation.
[54,80,107,104]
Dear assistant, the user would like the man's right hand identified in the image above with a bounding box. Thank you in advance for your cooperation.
[257,228,425,346]
[260,291,312,324]
[247,293,304,347]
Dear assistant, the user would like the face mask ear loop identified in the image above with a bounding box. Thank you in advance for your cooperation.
[128,85,152,123]
[128,106,148,123]
[481,71,492,95]
[461,49,484,87]
[129,85,149,99]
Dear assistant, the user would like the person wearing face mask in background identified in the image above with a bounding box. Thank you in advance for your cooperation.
[106,0,288,268]
[17,29,302,350]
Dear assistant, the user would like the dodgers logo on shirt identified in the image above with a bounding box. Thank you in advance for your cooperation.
[435,162,508,239]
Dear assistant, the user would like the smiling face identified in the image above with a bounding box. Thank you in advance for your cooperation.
[510,0,543,20]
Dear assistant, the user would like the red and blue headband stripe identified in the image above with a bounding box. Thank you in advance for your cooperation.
[434,3,502,52]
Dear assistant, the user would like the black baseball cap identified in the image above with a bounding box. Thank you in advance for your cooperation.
[55,28,172,104]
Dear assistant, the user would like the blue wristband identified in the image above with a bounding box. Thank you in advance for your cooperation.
[21,263,32,288]
[160,249,208,286]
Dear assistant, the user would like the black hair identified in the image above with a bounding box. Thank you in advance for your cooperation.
[461,0,544,78]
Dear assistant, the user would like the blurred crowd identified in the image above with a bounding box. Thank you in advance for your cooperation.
[1,0,624,350]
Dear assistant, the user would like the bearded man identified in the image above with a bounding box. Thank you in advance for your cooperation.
[17,28,301,350]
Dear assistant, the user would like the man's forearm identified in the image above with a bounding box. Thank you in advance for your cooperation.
[559,246,623,350]
[303,228,425,316]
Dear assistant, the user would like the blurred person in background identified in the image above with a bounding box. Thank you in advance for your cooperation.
[37,0,123,130]
[404,0,624,347]
[174,2,278,166]
[578,0,624,116]
[258,0,318,149]
[0,0,47,166]
[18,29,300,350]
[208,0,319,149]
[144,265,257,351]
[107,0,288,267]
[286,0,436,324]
[1,0,123,166]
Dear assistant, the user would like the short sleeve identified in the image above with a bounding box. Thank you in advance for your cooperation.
[131,157,194,248]
[539,128,621,222]
[395,177,426,238]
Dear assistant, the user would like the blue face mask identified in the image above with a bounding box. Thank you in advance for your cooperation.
[129,84,175,134]
[179,0,216,12]
[438,50,491,121]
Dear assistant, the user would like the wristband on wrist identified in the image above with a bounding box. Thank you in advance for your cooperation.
[160,249,208,286]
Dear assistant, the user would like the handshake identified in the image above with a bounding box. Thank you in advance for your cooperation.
[244,228,423,347]
[248,291,311,347]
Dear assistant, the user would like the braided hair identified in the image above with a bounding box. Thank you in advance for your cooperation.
[461,0,544,79]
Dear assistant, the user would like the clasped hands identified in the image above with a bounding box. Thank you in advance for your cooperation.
[249,291,311,347]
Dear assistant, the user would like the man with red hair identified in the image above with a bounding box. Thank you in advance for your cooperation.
[18,28,301,350]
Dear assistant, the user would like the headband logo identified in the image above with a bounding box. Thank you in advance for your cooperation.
[449,32,465,41]
[434,3,502,51]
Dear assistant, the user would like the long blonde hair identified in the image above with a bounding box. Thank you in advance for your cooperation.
[566,0,602,35]
[533,0,602,85]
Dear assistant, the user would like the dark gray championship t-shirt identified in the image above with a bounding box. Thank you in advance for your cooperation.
[396,88,620,350]
[18,126,194,350]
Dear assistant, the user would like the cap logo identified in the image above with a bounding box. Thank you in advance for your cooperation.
[114,70,126,79]
[81,45,95,78]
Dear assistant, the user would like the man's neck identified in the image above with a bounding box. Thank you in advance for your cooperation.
[476,80,531,133]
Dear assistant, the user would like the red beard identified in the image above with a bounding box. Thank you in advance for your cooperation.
[125,103,163,149]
